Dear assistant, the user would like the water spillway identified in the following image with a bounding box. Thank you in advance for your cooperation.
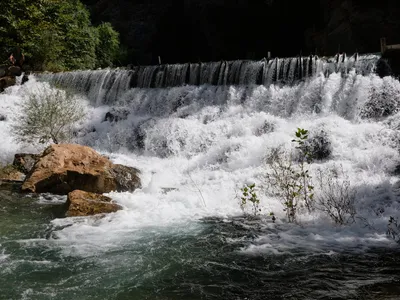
[42,54,379,105]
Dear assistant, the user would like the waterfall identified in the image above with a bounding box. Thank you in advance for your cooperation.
[2,52,400,299]
[41,54,379,105]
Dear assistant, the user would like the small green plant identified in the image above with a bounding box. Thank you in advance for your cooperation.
[292,128,314,212]
[240,183,261,217]
[265,128,314,222]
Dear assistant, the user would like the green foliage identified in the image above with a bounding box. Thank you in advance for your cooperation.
[292,128,314,212]
[240,183,261,217]
[0,0,120,71]
[12,86,86,145]
[266,128,314,222]
[95,22,120,68]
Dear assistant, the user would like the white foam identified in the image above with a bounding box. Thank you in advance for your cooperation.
[2,72,400,257]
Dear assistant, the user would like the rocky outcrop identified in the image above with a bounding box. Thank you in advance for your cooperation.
[13,153,40,174]
[22,144,141,194]
[66,189,122,217]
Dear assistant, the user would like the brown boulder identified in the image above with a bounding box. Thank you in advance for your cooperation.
[0,76,16,92]
[22,144,141,194]
[0,164,25,191]
[0,165,25,182]
[13,153,40,174]
[66,190,122,217]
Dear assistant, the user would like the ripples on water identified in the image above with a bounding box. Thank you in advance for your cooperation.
[1,193,400,300]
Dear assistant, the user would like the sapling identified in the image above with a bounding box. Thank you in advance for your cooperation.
[265,128,314,222]
[240,183,261,217]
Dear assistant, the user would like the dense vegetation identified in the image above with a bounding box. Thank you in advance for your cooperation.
[0,0,120,71]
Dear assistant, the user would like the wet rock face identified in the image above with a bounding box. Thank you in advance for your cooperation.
[66,189,122,217]
[22,144,141,195]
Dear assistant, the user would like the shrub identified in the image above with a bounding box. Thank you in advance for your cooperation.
[314,166,356,225]
[265,128,314,222]
[266,148,300,222]
[13,86,85,145]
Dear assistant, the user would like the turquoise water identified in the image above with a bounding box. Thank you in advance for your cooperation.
[1,190,400,300]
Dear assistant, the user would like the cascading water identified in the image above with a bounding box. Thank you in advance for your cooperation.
[42,54,378,104]
[1,54,400,299]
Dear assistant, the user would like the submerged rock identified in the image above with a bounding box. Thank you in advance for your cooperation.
[66,189,122,217]
[22,144,141,194]
[103,107,130,123]
[307,130,332,160]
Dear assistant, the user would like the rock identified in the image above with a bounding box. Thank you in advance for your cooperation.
[0,165,25,182]
[13,153,40,174]
[307,130,332,160]
[103,107,130,123]
[0,114,6,121]
[21,74,29,85]
[0,65,6,77]
[0,76,16,92]
[8,66,22,76]
[66,190,122,217]
[0,165,25,191]
[255,120,275,136]
[22,144,141,194]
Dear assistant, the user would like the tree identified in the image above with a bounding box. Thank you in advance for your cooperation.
[0,0,119,71]
[12,86,86,144]
[95,22,120,68]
